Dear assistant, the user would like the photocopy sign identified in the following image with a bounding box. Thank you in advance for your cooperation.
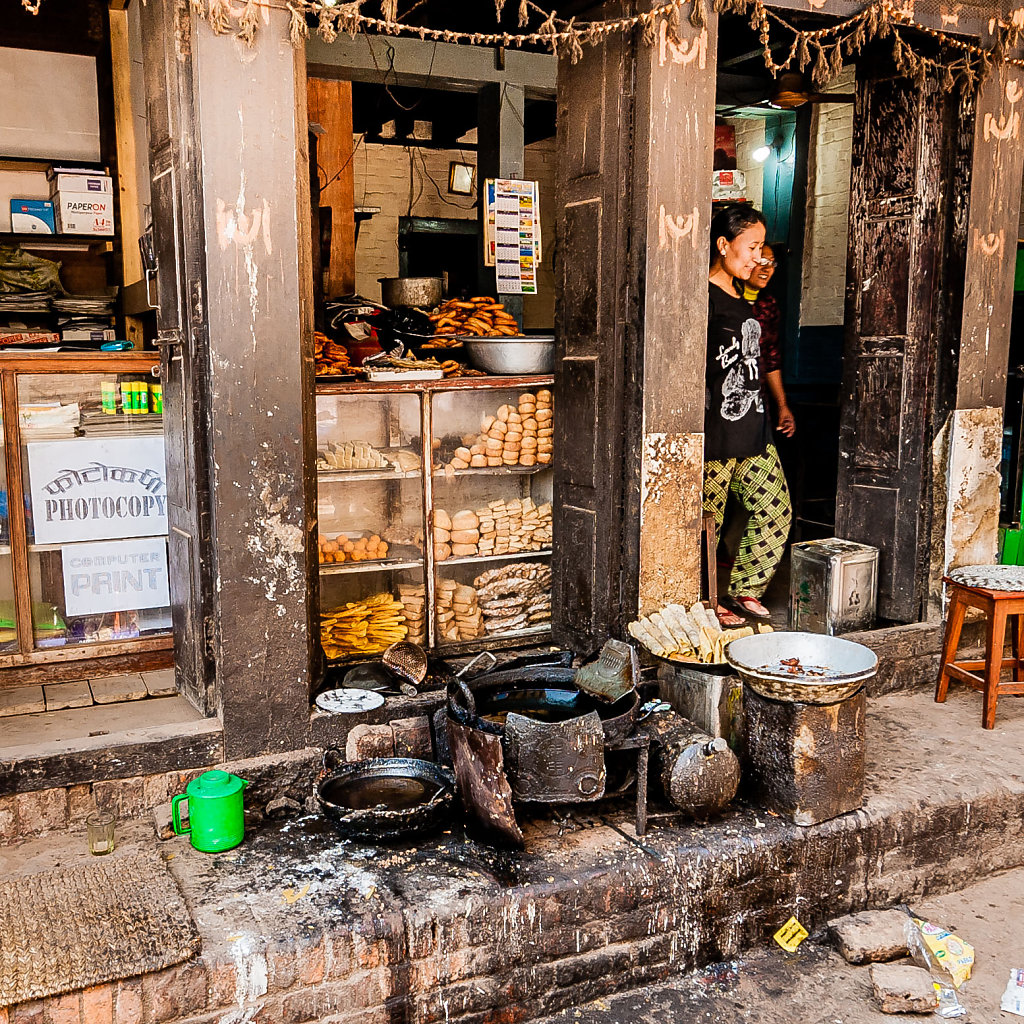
[61,537,170,616]
[26,436,167,544]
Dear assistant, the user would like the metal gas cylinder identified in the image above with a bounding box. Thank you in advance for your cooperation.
[638,710,740,816]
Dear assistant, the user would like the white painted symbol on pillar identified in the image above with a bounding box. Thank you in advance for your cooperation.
[658,21,707,69]
[658,205,700,251]
[973,228,1005,259]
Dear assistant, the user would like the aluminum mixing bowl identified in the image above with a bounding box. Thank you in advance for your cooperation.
[463,336,555,375]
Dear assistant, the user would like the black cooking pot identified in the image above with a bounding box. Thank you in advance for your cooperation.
[316,750,456,842]
[447,666,641,742]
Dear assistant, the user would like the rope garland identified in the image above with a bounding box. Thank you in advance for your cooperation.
[21,0,1024,85]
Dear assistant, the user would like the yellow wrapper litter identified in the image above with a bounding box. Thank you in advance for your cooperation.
[913,918,974,989]
[773,916,809,952]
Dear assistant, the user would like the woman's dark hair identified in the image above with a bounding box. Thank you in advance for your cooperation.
[709,204,767,265]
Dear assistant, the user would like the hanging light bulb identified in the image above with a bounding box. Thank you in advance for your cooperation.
[752,144,771,163]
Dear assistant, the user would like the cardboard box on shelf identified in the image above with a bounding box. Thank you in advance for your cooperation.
[48,172,112,194]
[10,199,56,234]
[54,192,114,235]
[60,328,116,342]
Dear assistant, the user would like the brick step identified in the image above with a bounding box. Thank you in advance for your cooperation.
[5,687,1023,1024]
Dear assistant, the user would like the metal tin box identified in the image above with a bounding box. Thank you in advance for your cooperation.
[789,538,878,635]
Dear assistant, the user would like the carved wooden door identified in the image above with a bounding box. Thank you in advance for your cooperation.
[141,1,216,711]
[836,69,966,623]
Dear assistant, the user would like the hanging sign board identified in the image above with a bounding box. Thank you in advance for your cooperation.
[26,436,168,545]
[61,537,170,616]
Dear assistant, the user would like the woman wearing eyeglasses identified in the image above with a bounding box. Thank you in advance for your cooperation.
[744,242,795,438]
[703,205,792,624]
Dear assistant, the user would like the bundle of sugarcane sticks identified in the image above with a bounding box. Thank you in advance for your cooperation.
[320,593,407,659]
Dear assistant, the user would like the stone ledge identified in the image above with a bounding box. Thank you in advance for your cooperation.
[4,689,1022,1024]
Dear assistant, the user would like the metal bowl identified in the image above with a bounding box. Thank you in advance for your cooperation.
[463,335,555,375]
[725,631,877,705]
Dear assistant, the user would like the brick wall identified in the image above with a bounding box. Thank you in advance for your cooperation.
[725,117,765,209]
[800,67,856,327]
[352,137,556,330]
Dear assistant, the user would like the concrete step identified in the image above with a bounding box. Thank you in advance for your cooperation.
[152,686,1024,1024]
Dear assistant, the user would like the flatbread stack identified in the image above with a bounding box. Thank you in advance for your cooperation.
[628,602,772,664]
[474,562,552,636]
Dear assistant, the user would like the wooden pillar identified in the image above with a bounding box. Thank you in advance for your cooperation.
[141,1,317,757]
[108,4,145,348]
[930,60,1024,597]
[477,82,525,321]
[632,13,717,614]
[957,61,1024,411]
[307,78,356,298]
[553,7,716,649]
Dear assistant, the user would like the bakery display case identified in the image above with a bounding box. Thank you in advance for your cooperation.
[0,352,172,668]
[314,376,555,660]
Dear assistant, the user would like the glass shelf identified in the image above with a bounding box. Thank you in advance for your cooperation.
[319,557,424,576]
[440,548,552,567]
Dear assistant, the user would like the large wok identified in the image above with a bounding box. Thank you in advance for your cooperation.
[446,666,641,742]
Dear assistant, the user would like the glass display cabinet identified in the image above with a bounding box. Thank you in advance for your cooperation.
[0,352,172,676]
[314,376,555,661]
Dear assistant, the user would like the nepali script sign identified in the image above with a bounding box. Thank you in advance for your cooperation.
[26,436,168,545]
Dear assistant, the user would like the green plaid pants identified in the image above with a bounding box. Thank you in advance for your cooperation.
[703,444,791,600]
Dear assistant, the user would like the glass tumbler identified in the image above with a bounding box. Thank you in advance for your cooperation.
[87,810,115,855]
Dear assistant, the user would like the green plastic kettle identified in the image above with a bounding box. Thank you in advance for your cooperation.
[171,770,249,852]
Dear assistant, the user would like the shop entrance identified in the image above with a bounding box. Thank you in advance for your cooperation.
[713,16,970,628]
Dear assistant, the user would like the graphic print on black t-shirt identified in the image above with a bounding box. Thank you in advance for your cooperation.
[704,283,770,462]
[719,316,762,420]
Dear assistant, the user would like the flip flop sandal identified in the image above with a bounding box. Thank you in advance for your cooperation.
[726,595,772,621]
[715,605,747,628]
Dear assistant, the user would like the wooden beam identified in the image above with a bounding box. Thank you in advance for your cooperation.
[307,34,556,98]
[957,60,1024,410]
[307,78,356,298]
[108,4,145,347]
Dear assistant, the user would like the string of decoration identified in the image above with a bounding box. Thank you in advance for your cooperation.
[21,0,1024,86]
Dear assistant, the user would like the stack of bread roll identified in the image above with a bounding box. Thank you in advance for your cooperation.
[432,508,482,562]
[444,389,554,472]
[434,578,484,641]
[474,562,553,636]
[433,499,552,561]
[397,583,426,646]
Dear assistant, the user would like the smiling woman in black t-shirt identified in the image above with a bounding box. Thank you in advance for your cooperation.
[703,205,791,625]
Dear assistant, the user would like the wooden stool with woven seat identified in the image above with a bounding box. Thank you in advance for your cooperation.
[935,564,1024,729]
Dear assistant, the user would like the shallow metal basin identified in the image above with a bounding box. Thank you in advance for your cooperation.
[725,631,877,704]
